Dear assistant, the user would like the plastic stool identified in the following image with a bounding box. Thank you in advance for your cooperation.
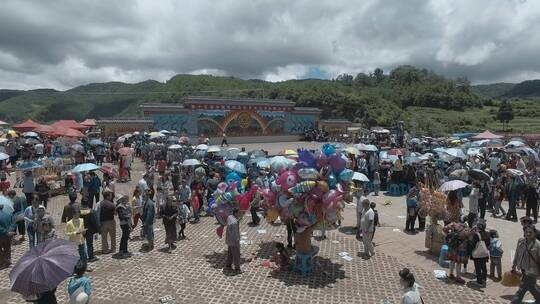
[294,252,313,276]
[388,184,400,196]
[399,184,409,196]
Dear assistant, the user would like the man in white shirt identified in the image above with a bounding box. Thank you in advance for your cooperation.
[360,198,375,258]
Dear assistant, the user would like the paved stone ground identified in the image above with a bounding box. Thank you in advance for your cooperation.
[0,144,517,303]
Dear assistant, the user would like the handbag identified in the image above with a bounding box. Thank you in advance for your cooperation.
[472,232,489,258]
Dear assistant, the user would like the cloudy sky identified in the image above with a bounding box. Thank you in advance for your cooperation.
[1,0,539,90]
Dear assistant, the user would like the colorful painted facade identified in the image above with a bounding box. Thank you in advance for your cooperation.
[140,97,322,137]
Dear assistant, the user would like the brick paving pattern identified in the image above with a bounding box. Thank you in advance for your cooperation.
[0,195,505,304]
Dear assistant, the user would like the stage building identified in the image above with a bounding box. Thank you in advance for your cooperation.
[139,97,322,140]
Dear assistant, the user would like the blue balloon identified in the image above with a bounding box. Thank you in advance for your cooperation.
[226,172,241,190]
[328,173,337,189]
[298,149,317,168]
[206,198,216,216]
[322,143,335,157]
[339,169,354,183]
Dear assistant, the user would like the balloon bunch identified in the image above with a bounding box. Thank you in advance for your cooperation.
[208,171,258,237]
[260,144,353,232]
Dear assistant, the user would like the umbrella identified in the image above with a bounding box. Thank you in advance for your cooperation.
[71,144,85,154]
[72,163,99,173]
[18,161,43,171]
[410,138,421,144]
[22,131,39,138]
[450,169,468,180]
[149,132,165,139]
[355,144,378,152]
[270,156,292,170]
[279,149,297,156]
[439,180,469,192]
[251,149,266,158]
[0,195,14,214]
[226,147,241,159]
[10,239,79,296]
[469,169,490,181]
[159,130,172,135]
[89,139,104,146]
[332,143,347,150]
[404,156,422,164]
[507,168,524,176]
[387,148,406,156]
[99,166,118,177]
[443,148,467,160]
[207,146,221,153]
[24,138,39,145]
[168,144,182,150]
[0,152,9,161]
[118,147,134,156]
[352,172,369,182]
[505,140,526,148]
[225,160,247,174]
[179,136,190,144]
[196,144,209,150]
[344,147,360,155]
[182,159,201,166]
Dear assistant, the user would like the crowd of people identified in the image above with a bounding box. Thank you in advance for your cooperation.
[2,130,540,303]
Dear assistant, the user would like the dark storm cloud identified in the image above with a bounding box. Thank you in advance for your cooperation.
[0,0,539,89]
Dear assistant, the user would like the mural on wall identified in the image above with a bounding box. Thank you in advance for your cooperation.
[196,110,229,136]
[151,114,192,134]
[285,114,316,134]
[224,112,264,136]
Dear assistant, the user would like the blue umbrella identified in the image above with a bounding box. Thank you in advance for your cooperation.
[10,239,79,296]
[72,163,99,172]
[18,161,43,171]
[89,139,104,146]
[225,160,246,174]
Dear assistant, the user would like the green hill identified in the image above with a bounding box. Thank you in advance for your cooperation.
[503,80,540,97]
[0,66,539,134]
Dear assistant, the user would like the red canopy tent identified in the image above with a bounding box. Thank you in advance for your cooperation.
[50,120,87,131]
[34,125,55,134]
[52,126,85,138]
[471,130,504,140]
[80,119,96,127]
[13,119,42,132]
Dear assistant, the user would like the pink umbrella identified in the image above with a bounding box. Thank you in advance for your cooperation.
[438,180,469,192]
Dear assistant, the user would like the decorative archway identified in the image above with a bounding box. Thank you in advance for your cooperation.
[221,111,268,135]
[197,117,224,136]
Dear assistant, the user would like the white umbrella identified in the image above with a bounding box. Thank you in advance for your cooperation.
[505,140,526,148]
[22,132,39,138]
[270,156,292,170]
[439,180,469,192]
[182,159,200,166]
[168,144,182,150]
[0,152,9,161]
[225,160,246,174]
[159,130,172,134]
[226,147,241,159]
[355,143,378,152]
[443,148,467,160]
[196,144,209,150]
[352,172,369,182]
[507,168,524,176]
[207,146,221,153]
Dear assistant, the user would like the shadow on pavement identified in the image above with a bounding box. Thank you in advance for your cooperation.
[338,226,357,236]
[203,250,250,269]
[269,256,346,289]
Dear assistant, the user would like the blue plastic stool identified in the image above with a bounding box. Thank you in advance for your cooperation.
[388,184,400,196]
[399,184,409,196]
[294,252,313,276]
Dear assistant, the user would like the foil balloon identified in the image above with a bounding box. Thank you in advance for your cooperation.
[260,188,277,208]
[226,172,241,190]
[288,181,316,193]
[316,180,329,193]
[276,170,298,191]
[338,169,354,183]
[236,184,259,211]
[216,225,224,238]
[322,143,335,157]
[298,149,317,168]
[322,189,343,210]
[297,168,319,180]
[288,201,305,217]
[278,195,294,208]
[328,153,346,174]
[206,198,216,216]
[319,165,331,180]
[217,182,228,193]
[327,173,337,189]
[316,152,328,169]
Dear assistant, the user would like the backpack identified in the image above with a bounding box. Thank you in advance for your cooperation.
[472,232,489,258]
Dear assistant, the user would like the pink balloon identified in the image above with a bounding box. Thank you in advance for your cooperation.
[323,189,343,210]
[316,152,328,169]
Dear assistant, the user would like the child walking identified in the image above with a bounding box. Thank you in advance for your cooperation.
[178,202,190,239]
[489,229,503,280]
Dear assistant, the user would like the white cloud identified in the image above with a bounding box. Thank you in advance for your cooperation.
[0,0,539,89]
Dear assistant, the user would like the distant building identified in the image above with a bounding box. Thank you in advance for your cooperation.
[96,118,153,136]
[319,119,352,135]
[139,96,322,137]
